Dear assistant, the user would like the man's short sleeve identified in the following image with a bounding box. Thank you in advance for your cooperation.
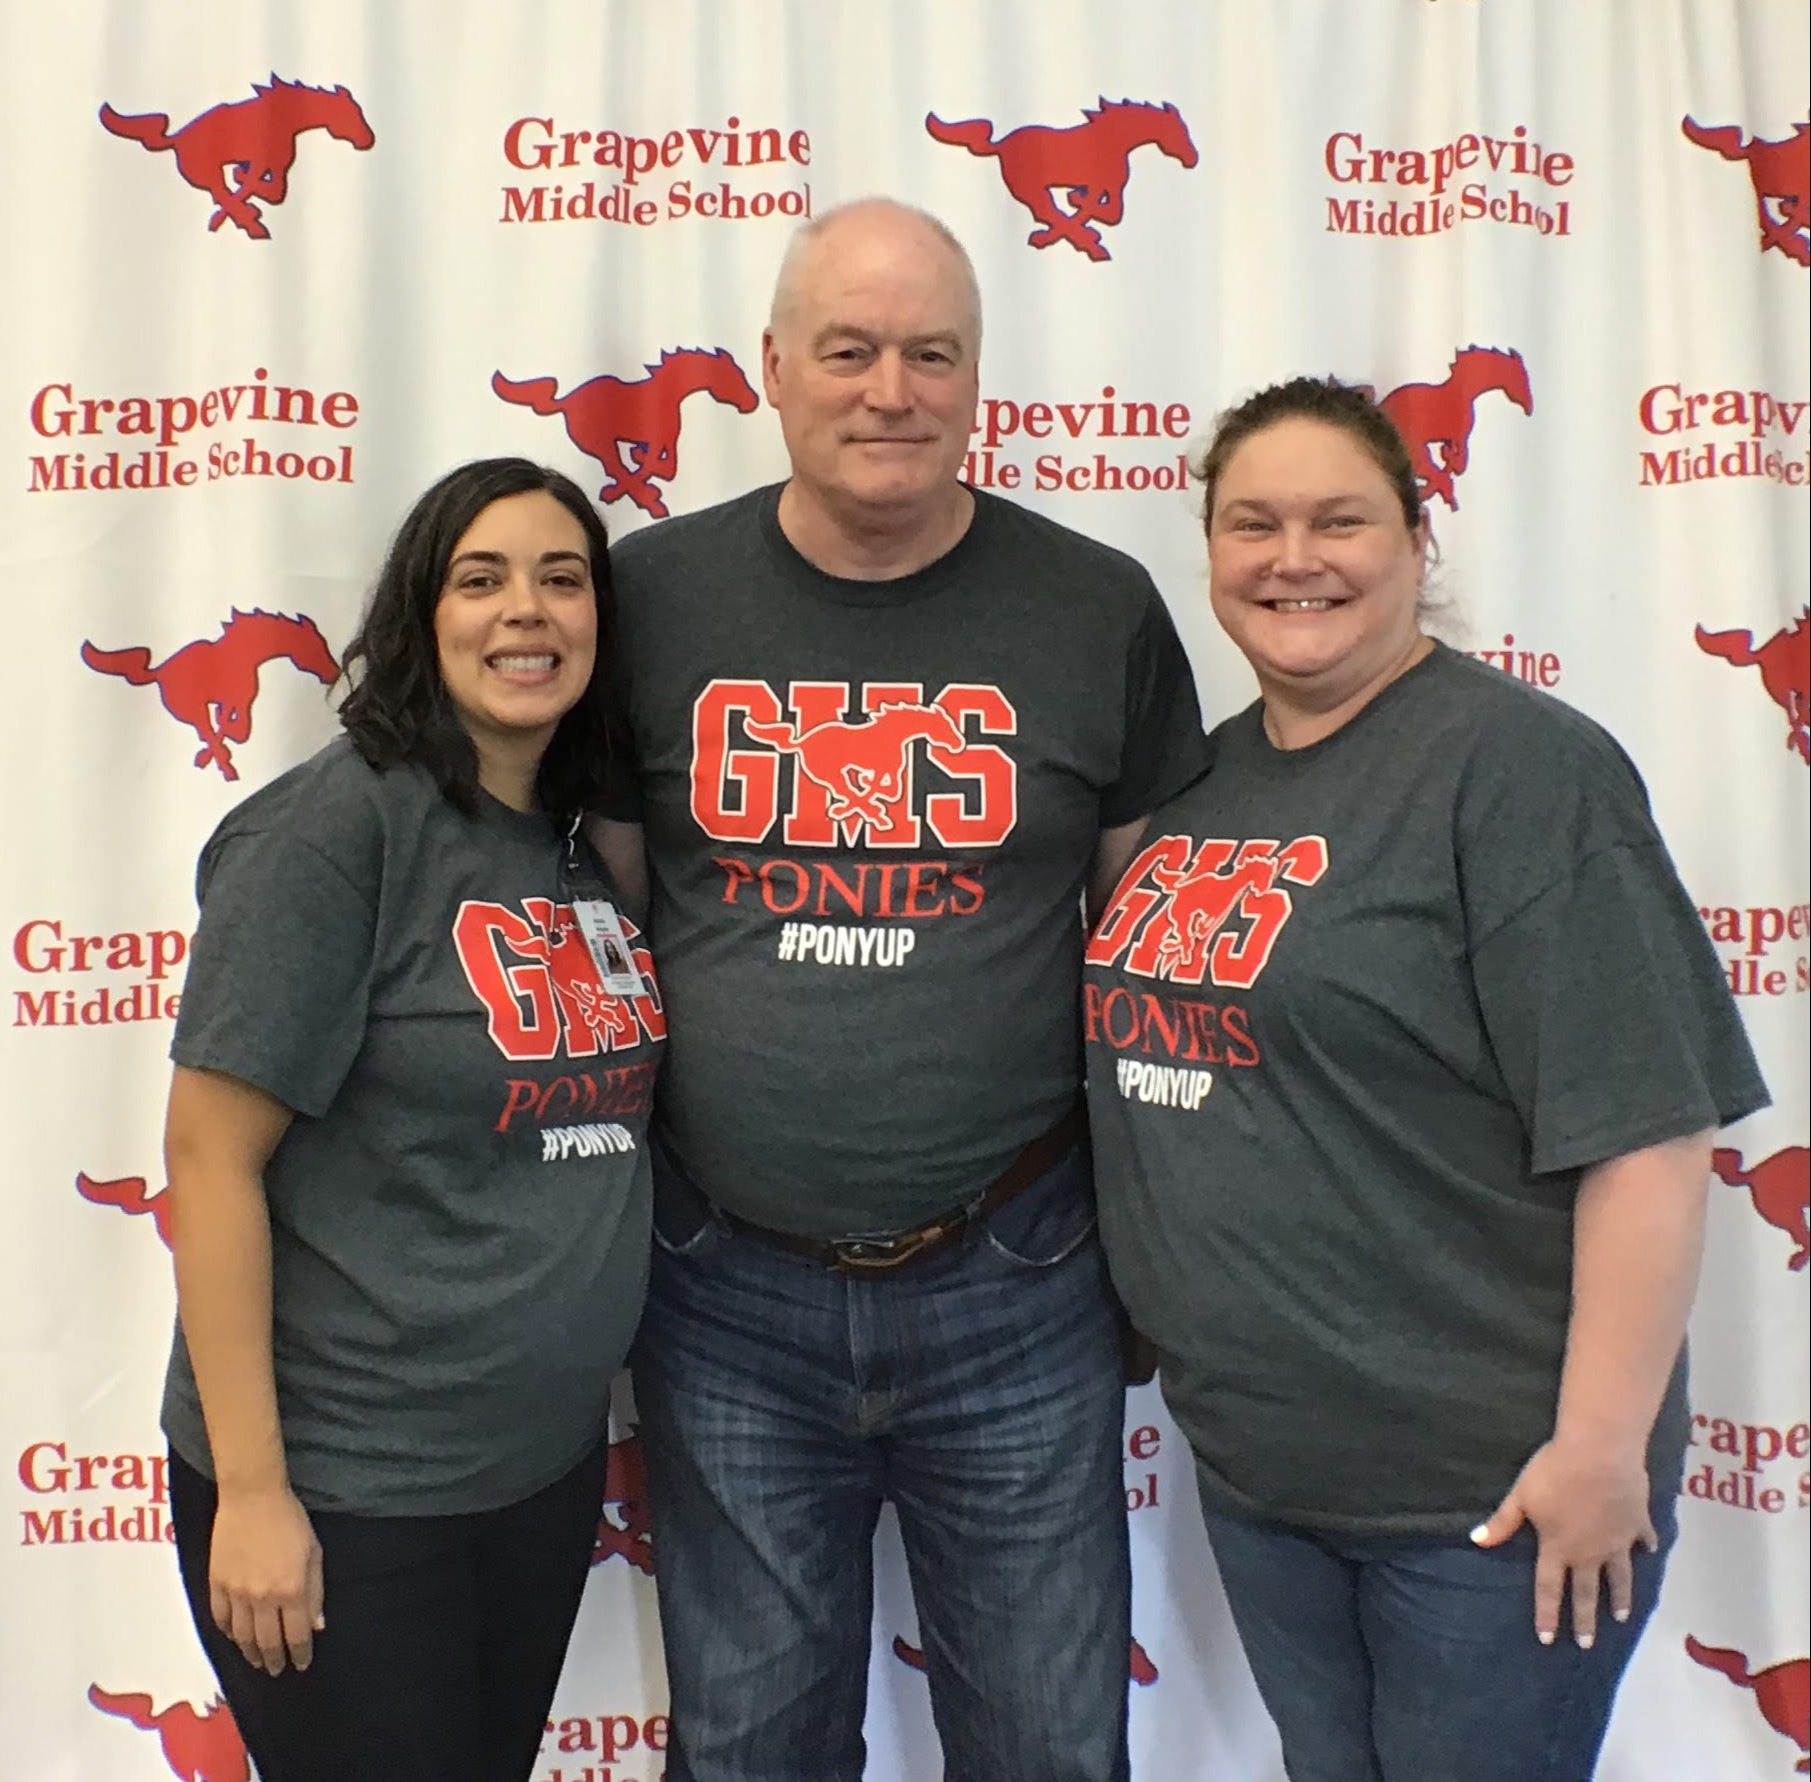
[1468,831,1769,1177]
[171,828,379,1118]
[1101,590,1210,827]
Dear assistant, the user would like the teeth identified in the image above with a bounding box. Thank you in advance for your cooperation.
[490,654,557,672]
[1269,600,1334,612]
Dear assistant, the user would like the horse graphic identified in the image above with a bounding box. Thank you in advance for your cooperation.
[99,76,374,240]
[76,1171,173,1249]
[493,348,760,519]
[81,608,340,782]
[1685,1638,1810,1773]
[1682,117,1810,266]
[1696,610,1810,763]
[743,702,970,832]
[894,1635,1159,1687]
[1372,347,1533,511]
[926,98,1198,261]
[89,1686,249,1782]
[592,1431,654,1575]
[1710,1146,1810,1269]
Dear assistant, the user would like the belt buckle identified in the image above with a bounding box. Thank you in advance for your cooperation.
[829,1217,959,1273]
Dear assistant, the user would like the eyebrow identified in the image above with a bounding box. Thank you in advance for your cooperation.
[446,549,590,570]
[810,324,966,353]
[1218,493,1379,513]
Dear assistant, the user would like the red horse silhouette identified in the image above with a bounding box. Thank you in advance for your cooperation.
[493,349,759,519]
[1682,117,1810,266]
[893,1635,1159,1687]
[76,1170,173,1249]
[1686,1638,1810,1773]
[592,1432,654,1574]
[82,608,339,782]
[1373,347,1533,511]
[89,1686,249,1782]
[1696,610,1810,763]
[99,76,374,240]
[534,908,664,1052]
[926,98,1197,261]
[744,702,969,829]
[1710,1146,1810,1269]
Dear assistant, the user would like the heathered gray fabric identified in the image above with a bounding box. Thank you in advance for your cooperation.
[162,740,659,1516]
[1085,646,1768,1536]
[613,484,1209,1236]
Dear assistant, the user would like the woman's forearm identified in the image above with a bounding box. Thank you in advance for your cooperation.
[1552,1128,1713,1459]
[165,1067,294,1495]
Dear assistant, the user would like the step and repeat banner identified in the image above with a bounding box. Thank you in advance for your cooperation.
[1,2,1805,1776]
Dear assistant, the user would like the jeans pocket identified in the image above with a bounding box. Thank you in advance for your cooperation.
[982,1145,1098,1268]
[650,1162,723,1259]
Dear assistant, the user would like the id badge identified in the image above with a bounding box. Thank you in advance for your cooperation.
[572,898,646,998]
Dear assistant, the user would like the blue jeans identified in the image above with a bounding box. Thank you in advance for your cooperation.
[1200,1482,1679,1782]
[632,1143,1131,1782]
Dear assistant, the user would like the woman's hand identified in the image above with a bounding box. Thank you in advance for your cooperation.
[1470,1438,1658,1648]
[208,1485,325,1675]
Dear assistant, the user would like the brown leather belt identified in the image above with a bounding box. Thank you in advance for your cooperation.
[720,1107,1087,1274]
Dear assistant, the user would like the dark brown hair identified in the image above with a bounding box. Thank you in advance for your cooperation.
[336,457,621,816]
[1194,376,1423,533]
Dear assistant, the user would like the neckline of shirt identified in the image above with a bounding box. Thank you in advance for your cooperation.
[1239,640,1454,769]
[755,482,995,608]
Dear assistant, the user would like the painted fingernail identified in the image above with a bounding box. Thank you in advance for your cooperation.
[1577,1633,1595,1650]
[1538,1630,1556,1646]
[1613,1608,1631,1623]
[1468,1524,1490,1544]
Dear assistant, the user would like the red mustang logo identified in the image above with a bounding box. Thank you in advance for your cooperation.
[1685,1637,1810,1774]
[925,99,1197,261]
[894,1635,1159,1687]
[1696,609,1809,763]
[1710,1146,1809,1270]
[99,76,374,240]
[493,349,759,519]
[89,1686,248,1782]
[592,1431,653,1574]
[81,607,339,782]
[1682,117,1810,266]
[742,702,971,830]
[1372,347,1533,511]
[76,1170,173,1249]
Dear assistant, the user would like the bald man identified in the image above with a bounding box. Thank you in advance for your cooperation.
[607,199,1207,1782]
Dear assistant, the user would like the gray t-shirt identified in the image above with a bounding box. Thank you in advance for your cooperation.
[1084,645,1768,1536]
[162,740,662,1516]
[613,485,1208,1235]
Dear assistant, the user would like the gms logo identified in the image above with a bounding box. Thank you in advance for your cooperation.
[925,99,1197,261]
[1697,609,1809,764]
[1684,1638,1810,1775]
[81,608,339,782]
[591,1429,652,1575]
[90,1687,248,1781]
[1367,347,1533,511]
[18,1442,174,1547]
[1711,1145,1810,1271]
[1681,117,1810,267]
[1088,835,1327,989]
[99,75,373,240]
[1638,381,1809,490]
[1324,126,1573,238]
[455,898,662,1137]
[694,680,1017,852]
[76,1170,172,1248]
[492,349,758,518]
[12,918,188,1030]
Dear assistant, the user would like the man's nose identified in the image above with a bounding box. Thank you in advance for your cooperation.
[863,350,912,413]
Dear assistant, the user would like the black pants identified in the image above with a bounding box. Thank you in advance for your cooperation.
[169,1442,608,1782]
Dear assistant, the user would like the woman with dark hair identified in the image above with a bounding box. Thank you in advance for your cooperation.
[1083,379,1766,1780]
[160,458,661,1781]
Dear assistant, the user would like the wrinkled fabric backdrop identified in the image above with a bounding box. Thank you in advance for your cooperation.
[1,2,1805,1777]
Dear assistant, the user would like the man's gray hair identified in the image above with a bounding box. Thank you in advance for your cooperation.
[768,197,983,349]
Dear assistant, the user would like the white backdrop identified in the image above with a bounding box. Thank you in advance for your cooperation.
[2,3,1806,1777]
